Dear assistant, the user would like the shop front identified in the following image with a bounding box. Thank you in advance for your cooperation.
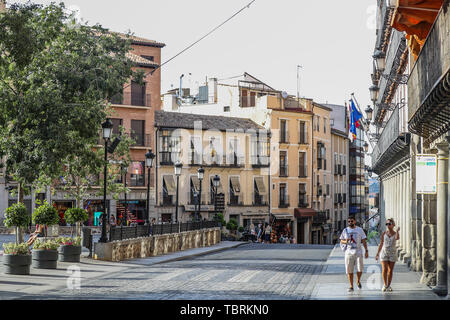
[53,201,74,226]
[294,208,317,244]
[270,213,294,243]
[117,200,146,225]
[84,200,110,226]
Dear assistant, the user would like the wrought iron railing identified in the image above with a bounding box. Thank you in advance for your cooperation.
[372,105,399,168]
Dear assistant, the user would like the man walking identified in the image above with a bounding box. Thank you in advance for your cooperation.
[340,216,369,292]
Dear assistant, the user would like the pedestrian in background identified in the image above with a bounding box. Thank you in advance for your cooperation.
[264,223,271,243]
[375,218,400,292]
[257,223,263,243]
[340,216,369,292]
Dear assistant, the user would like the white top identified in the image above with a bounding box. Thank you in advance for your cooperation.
[382,232,397,253]
[340,226,367,256]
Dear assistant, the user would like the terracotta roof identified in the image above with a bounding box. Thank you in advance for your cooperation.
[113,32,165,48]
[155,111,265,131]
[126,52,159,68]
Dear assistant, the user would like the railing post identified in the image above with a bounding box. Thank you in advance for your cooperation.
[120,225,123,241]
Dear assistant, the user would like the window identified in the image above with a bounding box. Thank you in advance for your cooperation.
[141,55,154,61]
[224,106,230,112]
[160,130,181,165]
[317,116,321,132]
[131,120,145,146]
[299,152,307,177]
[299,121,307,144]
[299,183,307,206]
[280,120,288,143]
[131,81,146,106]
[280,151,288,177]
[324,118,327,133]
[111,119,123,135]
[130,161,145,187]
[279,183,288,207]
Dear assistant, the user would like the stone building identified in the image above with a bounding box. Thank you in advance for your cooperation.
[370,0,449,296]
[162,73,323,244]
[153,111,270,225]
[325,104,350,243]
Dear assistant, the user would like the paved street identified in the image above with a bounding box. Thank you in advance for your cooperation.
[1,243,333,300]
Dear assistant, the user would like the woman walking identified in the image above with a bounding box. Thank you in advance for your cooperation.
[375,218,400,292]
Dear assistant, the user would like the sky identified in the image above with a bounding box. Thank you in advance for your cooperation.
[11,0,377,107]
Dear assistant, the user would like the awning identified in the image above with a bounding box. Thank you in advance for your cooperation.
[272,213,293,220]
[191,176,200,193]
[294,208,317,218]
[163,176,176,196]
[254,177,267,196]
[230,177,241,196]
[391,0,443,41]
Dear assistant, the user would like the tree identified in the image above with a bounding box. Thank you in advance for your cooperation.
[0,2,142,206]
[3,203,30,243]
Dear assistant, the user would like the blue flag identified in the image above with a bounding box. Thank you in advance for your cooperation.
[350,99,362,141]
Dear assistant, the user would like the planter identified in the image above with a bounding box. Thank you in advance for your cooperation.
[3,254,32,275]
[58,245,82,262]
[32,249,58,269]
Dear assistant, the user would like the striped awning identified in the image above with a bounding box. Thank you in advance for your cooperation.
[230,177,241,196]
[254,177,267,196]
[163,176,176,196]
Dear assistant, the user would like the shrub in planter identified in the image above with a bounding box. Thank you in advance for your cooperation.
[32,239,59,269]
[3,203,32,275]
[32,201,59,237]
[2,243,32,275]
[64,208,88,237]
[56,236,82,262]
[226,218,238,236]
[238,226,245,233]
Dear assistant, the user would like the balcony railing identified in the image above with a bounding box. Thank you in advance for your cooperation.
[160,193,176,206]
[372,105,400,169]
[298,194,308,208]
[279,165,289,177]
[253,193,268,206]
[298,165,308,178]
[228,193,244,206]
[408,6,450,141]
[159,152,181,165]
[129,133,151,147]
[110,92,151,107]
[251,156,270,168]
[278,195,290,208]
[187,192,208,206]
[313,211,327,225]
[279,133,289,144]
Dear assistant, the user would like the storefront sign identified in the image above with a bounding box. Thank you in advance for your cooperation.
[416,155,437,194]
[184,205,215,212]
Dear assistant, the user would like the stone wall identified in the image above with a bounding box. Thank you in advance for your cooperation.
[93,228,221,262]
[0,226,101,235]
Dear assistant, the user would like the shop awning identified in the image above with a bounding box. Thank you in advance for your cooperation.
[254,177,267,196]
[272,213,293,220]
[191,176,200,193]
[163,175,176,196]
[391,0,443,40]
[294,208,317,218]
[230,177,241,196]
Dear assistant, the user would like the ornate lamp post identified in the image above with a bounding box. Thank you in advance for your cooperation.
[365,105,374,123]
[145,149,155,225]
[99,118,113,243]
[174,161,183,223]
[363,142,369,153]
[121,163,128,226]
[373,50,386,73]
[197,167,204,221]
[369,85,379,103]
[213,175,220,220]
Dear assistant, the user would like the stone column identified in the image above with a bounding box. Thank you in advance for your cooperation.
[405,166,412,265]
[433,143,448,295]
[421,173,438,286]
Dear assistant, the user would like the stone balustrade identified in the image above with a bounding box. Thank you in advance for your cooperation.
[93,227,221,262]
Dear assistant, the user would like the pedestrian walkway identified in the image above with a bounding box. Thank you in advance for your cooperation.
[0,241,244,300]
[309,245,440,300]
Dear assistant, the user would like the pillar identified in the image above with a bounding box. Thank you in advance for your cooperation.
[405,166,412,265]
[433,143,448,295]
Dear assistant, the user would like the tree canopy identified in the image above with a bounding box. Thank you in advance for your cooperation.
[0,2,141,198]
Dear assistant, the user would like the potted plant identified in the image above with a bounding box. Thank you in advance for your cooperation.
[226,218,238,241]
[32,239,60,269]
[215,213,226,229]
[2,203,32,275]
[32,201,59,237]
[56,236,82,262]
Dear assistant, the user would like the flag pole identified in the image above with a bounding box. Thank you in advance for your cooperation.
[350,93,374,149]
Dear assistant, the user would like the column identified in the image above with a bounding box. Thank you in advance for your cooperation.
[400,168,406,259]
[406,166,412,263]
[433,143,448,295]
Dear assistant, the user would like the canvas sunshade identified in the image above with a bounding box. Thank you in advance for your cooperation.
[163,175,176,196]
[230,177,241,196]
[254,177,267,196]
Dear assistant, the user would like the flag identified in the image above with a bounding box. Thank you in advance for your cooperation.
[350,99,362,141]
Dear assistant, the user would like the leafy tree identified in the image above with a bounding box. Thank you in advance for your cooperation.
[0,2,142,206]
[3,202,30,243]
[226,218,238,234]
[64,207,88,237]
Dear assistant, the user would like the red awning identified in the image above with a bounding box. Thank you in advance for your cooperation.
[391,0,443,40]
[294,208,317,218]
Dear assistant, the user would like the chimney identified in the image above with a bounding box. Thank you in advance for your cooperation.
[0,1,6,13]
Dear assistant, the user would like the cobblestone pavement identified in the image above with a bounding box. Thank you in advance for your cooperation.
[18,243,334,300]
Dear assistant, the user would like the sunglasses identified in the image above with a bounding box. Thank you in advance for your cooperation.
[386,223,392,226]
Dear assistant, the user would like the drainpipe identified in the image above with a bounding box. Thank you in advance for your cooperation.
[155,127,159,221]
[311,104,315,245]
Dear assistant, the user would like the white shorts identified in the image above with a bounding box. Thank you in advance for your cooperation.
[345,254,364,274]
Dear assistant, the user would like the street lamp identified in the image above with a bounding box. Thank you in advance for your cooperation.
[373,50,386,73]
[99,118,113,243]
[365,105,374,122]
[174,161,183,223]
[213,175,220,220]
[121,163,128,226]
[369,85,379,103]
[197,167,204,221]
[363,142,369,153]
[145,149,155,225]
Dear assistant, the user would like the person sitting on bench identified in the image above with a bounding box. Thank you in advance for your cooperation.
[27,224,45,246]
